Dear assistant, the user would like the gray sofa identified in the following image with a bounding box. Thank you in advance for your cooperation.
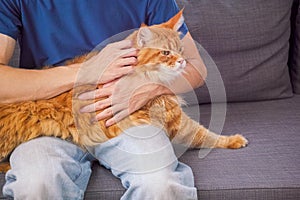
[1,0,300,199]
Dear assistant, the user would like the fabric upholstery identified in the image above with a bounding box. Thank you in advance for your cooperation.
[184,95,300,199]
[177,0,293,104]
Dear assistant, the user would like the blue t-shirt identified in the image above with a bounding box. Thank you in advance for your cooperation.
[0,0,188,69]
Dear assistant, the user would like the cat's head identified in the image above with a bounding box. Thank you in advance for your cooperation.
[131,10,186,83]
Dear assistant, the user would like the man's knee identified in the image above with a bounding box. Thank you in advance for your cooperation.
[4,166,56,199]
[122,165,197,200]
[3,137,90,200]
[142,176,173,196]
[3,165,85,200]
[125,173,172,199]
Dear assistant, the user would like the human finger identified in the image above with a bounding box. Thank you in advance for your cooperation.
[95,98,112,111]
[93,98,128,120]
[78,87,112,100]
[105,109,129,127]
[80,96,112,113]
[115,57,137,67]
[94,107,114,122]
[109,39,133,50]
[103,79,118,88]
[80,102,96,113]
[110,66,134,80]
[121,48,139,58]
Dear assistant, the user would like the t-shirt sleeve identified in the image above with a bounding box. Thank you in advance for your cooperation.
[146,0,188,38]
[0,0,22,40]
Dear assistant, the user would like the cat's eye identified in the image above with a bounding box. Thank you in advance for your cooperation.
[161,50,170,56]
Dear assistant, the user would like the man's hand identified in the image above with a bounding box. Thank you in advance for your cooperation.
[77,39,157,126]
[76,40,138,86]
[79,73,164,127]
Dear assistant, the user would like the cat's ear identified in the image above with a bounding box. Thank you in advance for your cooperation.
[164,9,184,31]
[136,27,153,47]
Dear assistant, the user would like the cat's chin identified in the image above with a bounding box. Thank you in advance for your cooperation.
[155,64,186,84]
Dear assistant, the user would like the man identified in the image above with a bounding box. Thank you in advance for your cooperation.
[0,0,206,199]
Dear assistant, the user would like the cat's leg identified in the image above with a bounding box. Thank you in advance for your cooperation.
[171,112,248,149]
[2,137,93,200]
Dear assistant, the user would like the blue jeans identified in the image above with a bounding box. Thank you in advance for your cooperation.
[2,125,197,200]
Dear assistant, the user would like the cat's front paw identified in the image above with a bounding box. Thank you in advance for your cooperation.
[226,134,248,149]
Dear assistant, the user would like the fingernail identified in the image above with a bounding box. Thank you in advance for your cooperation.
[105,120,113,127]
[102,83,110,88]
[78,94,86,100]
[80,107,87,113]
[80,106,91,113]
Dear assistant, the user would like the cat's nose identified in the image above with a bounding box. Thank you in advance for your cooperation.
[176,58,185,66]
[177,58,184,65]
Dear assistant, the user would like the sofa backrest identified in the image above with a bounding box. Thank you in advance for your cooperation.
[177,0,299,104]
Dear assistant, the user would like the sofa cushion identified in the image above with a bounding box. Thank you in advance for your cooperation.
[177,0,294,104]
[289,0,300,94]
[181,95,300,199]
[82,95,300,199]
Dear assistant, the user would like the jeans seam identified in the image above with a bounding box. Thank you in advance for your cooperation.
[71,151,90,183]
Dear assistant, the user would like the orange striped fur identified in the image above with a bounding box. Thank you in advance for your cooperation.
[0,10,248,173]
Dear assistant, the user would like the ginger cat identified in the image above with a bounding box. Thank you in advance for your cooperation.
[0,10,248,172]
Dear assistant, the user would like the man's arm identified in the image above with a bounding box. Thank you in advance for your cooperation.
[0,33,79,104]
[0,34,137,104]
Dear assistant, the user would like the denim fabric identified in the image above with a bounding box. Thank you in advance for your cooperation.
[3,125,197,200]
[2,137,92,200]
[92,125,197,200]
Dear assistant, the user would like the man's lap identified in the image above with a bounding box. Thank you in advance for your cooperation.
[3,125,197,199]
